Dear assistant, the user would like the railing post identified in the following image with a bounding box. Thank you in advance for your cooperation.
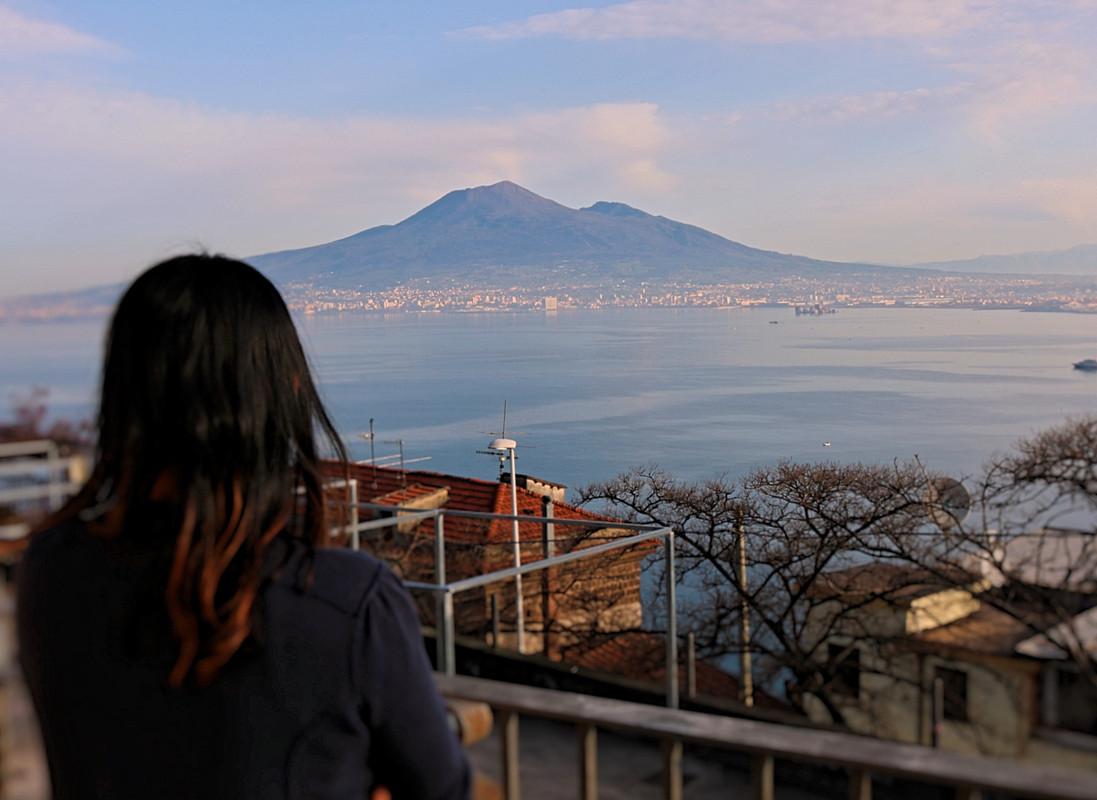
[435,512,447,664]
[752,753,774,800]
[348,479,359,550]
[501,709,521,800]
[848,768,871,800]
[665,529,678,709]
[441,589,456,677]
[577,723,597,800]
[45,440,63,511]
[661,738,682,800]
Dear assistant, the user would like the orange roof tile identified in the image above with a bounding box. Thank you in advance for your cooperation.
[330,461,636,554]
[806,562,978,605]
[560,631,786,710]
[910,604,1041,659]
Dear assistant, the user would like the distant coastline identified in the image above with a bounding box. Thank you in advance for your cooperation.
[4,272,1095,323]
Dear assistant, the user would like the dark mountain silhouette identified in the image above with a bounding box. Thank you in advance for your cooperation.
[248,181,899,289]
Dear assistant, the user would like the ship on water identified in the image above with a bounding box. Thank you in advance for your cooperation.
[1073,359,1097,371]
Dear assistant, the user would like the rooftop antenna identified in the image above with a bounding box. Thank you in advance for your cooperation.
[479,400,531,479]
[922,476,971,534]
[358,423,431,489]
[381,441,436,484]
[360,419,377,489]
[477,401,525,653]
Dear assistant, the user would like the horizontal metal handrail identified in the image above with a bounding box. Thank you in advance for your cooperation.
[356,501,664,531]
[435,673,1095,800]
[0,481,84,507]
[0,440,64,459]
[404,523,670,595]
[0,440,83,515]
[353,500,679,708]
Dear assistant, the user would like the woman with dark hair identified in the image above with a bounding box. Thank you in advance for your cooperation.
[17,255,470,799]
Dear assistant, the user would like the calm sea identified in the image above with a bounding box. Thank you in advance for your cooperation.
[3,307,1096,495]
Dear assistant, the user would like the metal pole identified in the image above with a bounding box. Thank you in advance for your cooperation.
[541,496,556,657]
[665,529,678,709]
[491,594,500,648]
[738,522,754,707]
[45,440,63,511]
[509,447,524,654]
[686,632,697,700]
[349,479,360,551]
[435,513,447,667]
[441,589,456,676]
[932,676,944,748]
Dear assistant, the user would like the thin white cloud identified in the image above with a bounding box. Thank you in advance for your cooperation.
[1023,172,1097,230]
[0,6,116,57]
[0,75,675,293]
[765,85,970,124]
[455,0,997,43]
[941,36,1097,145]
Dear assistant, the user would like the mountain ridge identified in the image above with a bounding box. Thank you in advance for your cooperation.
[911,243,1097,276]
[5,183,1095,317]
[248,181,892,289]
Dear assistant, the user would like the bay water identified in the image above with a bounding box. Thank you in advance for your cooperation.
[2,307,1096,498]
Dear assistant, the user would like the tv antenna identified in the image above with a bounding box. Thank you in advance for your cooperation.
[358,421,431,488]
[477,401,531,479]
[922,476,971,533]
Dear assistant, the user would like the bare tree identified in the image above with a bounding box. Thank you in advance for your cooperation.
[2,386,93,449]
[579,416,1097,736]
[577,460,944,724]
[955,418,1097,688]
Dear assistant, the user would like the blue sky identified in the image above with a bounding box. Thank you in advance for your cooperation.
[4,1,1097,295]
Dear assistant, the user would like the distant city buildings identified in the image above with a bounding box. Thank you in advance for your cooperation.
[4,272,1096,322]
[279,272,1097,316]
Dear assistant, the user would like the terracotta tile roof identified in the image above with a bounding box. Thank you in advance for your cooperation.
[910,603,1044,660]
[560,631,786,711]
[331,461,640,554]
[375,483,438,503]
[806,562,979,606]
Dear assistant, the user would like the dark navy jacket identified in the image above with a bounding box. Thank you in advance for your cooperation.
[17,517,471,799]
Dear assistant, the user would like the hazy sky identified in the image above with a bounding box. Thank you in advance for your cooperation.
[4,1,1097,295]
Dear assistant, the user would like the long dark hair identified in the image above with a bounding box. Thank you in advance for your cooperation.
[67,254,347,687]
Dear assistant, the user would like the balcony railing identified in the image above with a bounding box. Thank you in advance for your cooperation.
[5,465,1095,800]
[350,502,680,706]
[435,673,1095,800]
[0,440,84,517]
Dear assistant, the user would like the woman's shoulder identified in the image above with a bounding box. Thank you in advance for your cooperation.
[271,542,406,619]
[21,515,93,570]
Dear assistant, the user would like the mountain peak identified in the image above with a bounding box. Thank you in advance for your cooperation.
[250,181,848,291]
[403,180,568,226]
[582,201,651,219]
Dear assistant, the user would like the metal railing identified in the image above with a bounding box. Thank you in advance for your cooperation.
[349,503,680,707]
[0,440,84,510]
[5,462,1095,799]
[435,672,1096,800]
[0,441,86,543]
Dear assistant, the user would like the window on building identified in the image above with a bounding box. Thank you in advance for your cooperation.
[1050,665,1097,734]
[935,666,969,722]
[829,643,860,699]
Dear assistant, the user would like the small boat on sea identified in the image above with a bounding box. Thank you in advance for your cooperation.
[1073,359,1097,371]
